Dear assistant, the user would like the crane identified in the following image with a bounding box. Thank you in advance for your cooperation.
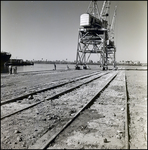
[75,0,116,70]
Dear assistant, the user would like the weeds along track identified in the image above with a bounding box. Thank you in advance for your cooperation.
[1,71,109,120]
[1,71,122,149]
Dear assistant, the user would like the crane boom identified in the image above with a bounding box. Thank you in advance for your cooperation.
[110,6,117,31]
[109,6,117,41]
[100,1,106,18]
[100,0,111,21]
[86,0,100,19]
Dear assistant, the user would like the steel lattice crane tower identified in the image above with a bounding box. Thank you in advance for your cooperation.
[75,0,116,70]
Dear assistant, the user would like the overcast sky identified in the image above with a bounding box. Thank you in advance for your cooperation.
[1,1,147,63]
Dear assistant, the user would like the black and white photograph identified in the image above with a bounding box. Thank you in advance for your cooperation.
[1,1,147,149]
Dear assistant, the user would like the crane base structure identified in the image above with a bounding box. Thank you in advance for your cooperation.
[75,27,109,70]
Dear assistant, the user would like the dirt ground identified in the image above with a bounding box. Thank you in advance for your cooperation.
[47,71,126,149]
[47,70,147,149]
[1,69,97,101]
[1,69,104,149]
[126,70,147,149]
[1,69,147,149]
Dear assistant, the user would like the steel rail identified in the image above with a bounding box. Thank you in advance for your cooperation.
[1,71,99,105]
[124,72,130,149]
[1,71,110,120]
[29,71,118,149]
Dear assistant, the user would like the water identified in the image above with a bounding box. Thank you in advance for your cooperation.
[1,63,147,74]
[17,64,76,73]
[16,63,103,73]
[1,63,101,74]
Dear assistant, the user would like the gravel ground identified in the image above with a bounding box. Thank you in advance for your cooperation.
[1,72,103,118]
[1,70,108,149]
[47,71,126,149]
[1,69,147,149]
[126,70,147,149]
[1,69,97,101]
[47,70,147,149]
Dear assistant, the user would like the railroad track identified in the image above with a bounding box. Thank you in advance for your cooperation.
[29,71,130,149]
[32,72,117,149]
[124,73,129,149]
[1,71,114,149]
[1,71,109,120]
[1,71,131,149]
[1,70,98,102]
[1,71,99,105]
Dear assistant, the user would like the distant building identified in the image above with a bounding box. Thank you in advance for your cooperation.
[133,61,141,65]
[125,61,130,64]
[10,59,23,63]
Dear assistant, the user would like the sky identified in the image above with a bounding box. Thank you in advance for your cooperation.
[1,1,147,63]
